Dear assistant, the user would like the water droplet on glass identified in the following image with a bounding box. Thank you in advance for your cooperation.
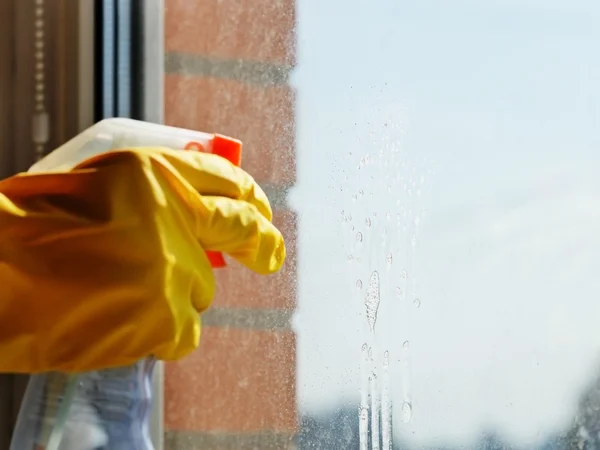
[352,194,358,201]
[373,212,377,218]
[348,254,354,262]
[383,351,390,367]
[360,407,369,422]
[347,214,353,222]
[341,210,345,217]
[356,232,363,242]
[414,298,421,308]
[362,343,368,352]
[403,340,410,349]
[365,271,381,332]
[356,279,363,289]
[386,211,391,220]
[395,286,403,297]
[408,188,413,196]
[387,185,391,192]
[386,252,393,265]
[411,236,417,249]
[401,402,413,423]
[396,213,402,221]
[400,269,408,280]
[368,346,373,360]
[359,189,364,196]
[365,218,372,228]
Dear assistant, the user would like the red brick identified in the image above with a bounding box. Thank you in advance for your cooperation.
[165,328,297,432]
[165,74,296,186]
[165,0,296,65]
[213,209,296,310]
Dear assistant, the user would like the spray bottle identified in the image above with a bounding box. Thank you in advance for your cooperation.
[9,118,242,450]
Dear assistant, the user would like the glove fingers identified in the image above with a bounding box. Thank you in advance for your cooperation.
[195,196,286,275]
[128,148,274,221]
[75,148,274,222]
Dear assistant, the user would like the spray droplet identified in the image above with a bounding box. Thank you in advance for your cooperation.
[387,185,391,192]
[356,279,363,289]
[352,194,358,201]
[411,236,417,249]
[341,210,345,217]
[365,271,381,332]
[368,346,373,360]
[348,254,354,262]
[386,211,391,220]
[359,189,364,196]
[386,252,393,265]
[365,218,372,228]
[414,298,421,308]
[347,214,353,222]
[395,286,403,297]
[362,343,368,352]
[401,402,413,423]
[356,232,363,242]
[400,269,408,280]
[403,340,410,349]
[383,350,390,367]
[408,188,413,196]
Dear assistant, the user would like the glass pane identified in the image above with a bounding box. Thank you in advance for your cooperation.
[292,0,600,449]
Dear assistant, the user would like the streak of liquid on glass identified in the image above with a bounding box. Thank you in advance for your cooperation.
[365,271,381,332]
[381,351,393,449]
[359,343,370,450]
[371,369,381,450]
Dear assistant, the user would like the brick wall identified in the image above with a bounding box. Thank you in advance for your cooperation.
[162,1,298,448]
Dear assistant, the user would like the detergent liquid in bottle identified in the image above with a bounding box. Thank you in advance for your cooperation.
[9,119,242,450]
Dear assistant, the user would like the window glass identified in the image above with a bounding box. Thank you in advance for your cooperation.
[292,0,600,448]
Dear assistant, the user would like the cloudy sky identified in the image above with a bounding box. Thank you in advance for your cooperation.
[290,0,600,446]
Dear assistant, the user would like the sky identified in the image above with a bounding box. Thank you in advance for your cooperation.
[289,0,600,447]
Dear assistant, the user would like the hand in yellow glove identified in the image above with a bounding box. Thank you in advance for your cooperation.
[0,147,285,374]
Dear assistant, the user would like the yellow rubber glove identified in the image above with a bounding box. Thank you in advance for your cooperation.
[0,147,285,374]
